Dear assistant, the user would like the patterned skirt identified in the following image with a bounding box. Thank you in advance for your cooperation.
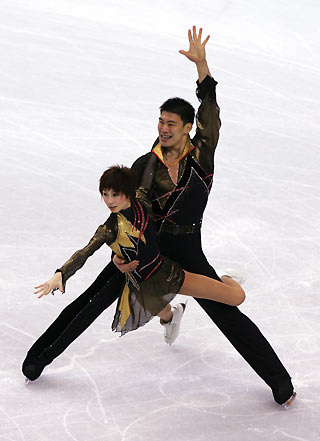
[112,256,185,335]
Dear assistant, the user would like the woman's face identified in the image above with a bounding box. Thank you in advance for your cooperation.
[102,189,131,213]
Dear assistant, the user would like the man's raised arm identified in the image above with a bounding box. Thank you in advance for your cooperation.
[179,26,211,82]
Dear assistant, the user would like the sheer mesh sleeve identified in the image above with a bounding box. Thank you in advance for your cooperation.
[57,217,117,290]
[192,75,221,174]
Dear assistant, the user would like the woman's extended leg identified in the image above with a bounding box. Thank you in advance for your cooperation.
[157,275,242,321]
[157,275,243,346]
[179,273,245,306]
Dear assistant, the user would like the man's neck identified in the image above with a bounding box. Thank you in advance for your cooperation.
[162,137,189,161]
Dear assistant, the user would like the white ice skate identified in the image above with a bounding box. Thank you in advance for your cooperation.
[216,269,245,285]
[162,302,187,346]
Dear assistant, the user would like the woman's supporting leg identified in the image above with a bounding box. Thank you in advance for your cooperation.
[157,303,173,322]
[179,271,245,306]
[158,302,187,346]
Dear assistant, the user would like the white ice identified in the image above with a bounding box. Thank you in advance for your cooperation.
[1,0,319,440]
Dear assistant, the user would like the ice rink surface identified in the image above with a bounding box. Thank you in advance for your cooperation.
[1,0,319,439]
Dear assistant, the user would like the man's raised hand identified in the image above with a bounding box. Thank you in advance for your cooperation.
[179,26,210,64]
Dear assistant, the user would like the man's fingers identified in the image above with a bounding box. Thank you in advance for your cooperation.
[113,255,125,264]
[188,29,192,44]
[126,263,138,269]
[192,25,197,41]
[116,257,125,263]
[202,35,210,46]
[114,257,139,273]
[120,261,139,273]
[198,27,203,41]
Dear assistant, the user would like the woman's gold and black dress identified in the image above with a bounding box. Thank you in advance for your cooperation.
[56,198,184,335]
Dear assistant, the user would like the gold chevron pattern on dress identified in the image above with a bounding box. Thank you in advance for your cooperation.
[109,212,146,258]
[110,212,147,329]
[119,282,130,328]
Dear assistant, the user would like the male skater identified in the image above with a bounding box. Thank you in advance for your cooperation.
[23,26,295,408]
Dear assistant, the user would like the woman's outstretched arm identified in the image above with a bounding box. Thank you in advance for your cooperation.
[34,272,64,298]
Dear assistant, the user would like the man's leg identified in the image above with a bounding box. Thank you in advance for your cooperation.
[23,262,124,380]
[159,232,294,404]
[196,296,293,404]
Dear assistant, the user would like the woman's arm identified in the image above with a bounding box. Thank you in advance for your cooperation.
[34,272,64,298]
[34,224,110,298]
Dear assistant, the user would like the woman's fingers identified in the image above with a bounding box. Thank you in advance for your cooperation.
[34,283,52,297]
[34,285,47,294]
[38,290,50,299]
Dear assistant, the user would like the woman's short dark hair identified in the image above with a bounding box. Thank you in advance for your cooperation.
[99,165,138,199]
[160,97,195,125]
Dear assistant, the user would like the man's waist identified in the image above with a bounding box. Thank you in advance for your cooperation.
[159,220,202,235]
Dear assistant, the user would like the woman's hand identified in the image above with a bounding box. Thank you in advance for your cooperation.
[34,272,64,299]
[113,255,139,273]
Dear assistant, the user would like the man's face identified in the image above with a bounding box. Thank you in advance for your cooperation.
[158,111,192,149]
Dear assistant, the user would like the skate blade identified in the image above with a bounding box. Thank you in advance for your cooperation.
[282,391,296,409]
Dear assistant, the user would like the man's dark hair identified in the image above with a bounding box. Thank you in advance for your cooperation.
[160,97,195,125]
[99,165,138,200]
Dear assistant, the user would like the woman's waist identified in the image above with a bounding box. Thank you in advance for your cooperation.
[135,252,163,281]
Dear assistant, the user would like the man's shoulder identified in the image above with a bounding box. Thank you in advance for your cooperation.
[131,152,154,177]
[131,151,153,167]
[131,150,159,188]
[131,137,159,171]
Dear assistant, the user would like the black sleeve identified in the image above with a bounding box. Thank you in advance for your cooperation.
[196,75,218,103]
[191,75,221,168]
[131,152,156,188]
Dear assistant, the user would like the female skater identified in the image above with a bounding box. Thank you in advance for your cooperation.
[34,165,245,338]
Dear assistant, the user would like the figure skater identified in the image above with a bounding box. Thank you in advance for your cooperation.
[23,26,296,409]
[33,166,245,343]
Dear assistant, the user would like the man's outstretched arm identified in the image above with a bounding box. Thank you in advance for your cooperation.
[180,26,221,163]
[179,26,211,82]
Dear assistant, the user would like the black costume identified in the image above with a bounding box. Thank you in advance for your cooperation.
[56,197,184,335]
[23,76,293,404]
